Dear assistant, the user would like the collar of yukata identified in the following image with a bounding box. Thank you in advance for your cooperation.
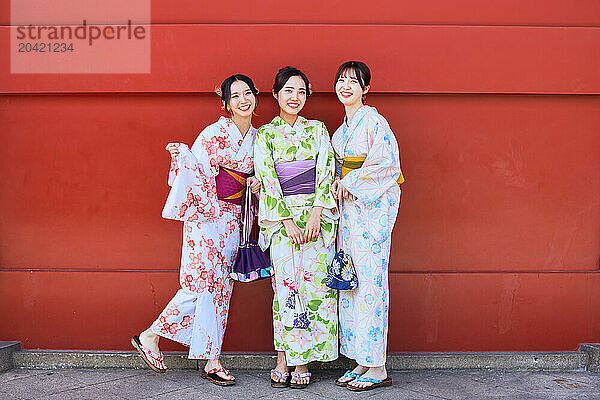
[345,105,372,127]
[217,116,247,144]
[272,115,307,130]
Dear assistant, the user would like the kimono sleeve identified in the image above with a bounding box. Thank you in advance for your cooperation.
[162,127,222,222]
[190,125,220,178]
[254,125,293,249]
[167,155,179,187]
[341,116,402,208]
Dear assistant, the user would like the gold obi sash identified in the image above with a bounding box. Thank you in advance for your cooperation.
[341,156,405,185]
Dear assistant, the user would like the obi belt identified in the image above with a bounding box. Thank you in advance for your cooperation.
[341,156,405,185]
[215,166,248,205]
[274,159,317,196]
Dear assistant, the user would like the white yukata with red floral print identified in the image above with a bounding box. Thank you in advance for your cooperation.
[152,116,256,360]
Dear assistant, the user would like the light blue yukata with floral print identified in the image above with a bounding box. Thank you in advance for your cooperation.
[331,105,403,367]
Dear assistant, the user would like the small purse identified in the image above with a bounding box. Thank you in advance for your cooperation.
[326,199,358,291]
[230,188,272,282]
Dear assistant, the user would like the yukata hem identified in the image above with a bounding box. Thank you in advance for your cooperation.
[274,346,340,366]
[148,327,223,360]
[340,348,386,368]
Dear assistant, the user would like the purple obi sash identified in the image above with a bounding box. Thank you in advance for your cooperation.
[215,166,248,205]
[274,159,317,196]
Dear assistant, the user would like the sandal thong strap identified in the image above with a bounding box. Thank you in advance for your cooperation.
[291,371,312,379]
[206,367,230,376]
[343,370,361,379]
[139,343,164,362]
[271,369,290,380]
[355,376,384,384]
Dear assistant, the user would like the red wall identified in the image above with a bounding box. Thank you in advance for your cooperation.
[1,2,599,352]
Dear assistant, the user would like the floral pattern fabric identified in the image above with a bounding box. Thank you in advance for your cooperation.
[331,105,403,367]
[254,116,339,366]
[151,116,255,359]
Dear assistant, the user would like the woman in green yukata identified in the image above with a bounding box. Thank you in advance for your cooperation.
[254,66,339,389]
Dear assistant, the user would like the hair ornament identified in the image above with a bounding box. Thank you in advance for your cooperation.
[214,86,223,97]
[308,83,312,94]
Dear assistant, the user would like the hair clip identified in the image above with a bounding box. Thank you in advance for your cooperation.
[214,86,222,97]
[308,83,312,94]
[220,103,225,111]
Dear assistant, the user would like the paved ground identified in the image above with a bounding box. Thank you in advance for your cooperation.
[1,368,600,400]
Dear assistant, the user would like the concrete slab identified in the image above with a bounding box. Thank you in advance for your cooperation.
[12,350,589,372]
[1,369,598,400]
[0,342,21,372]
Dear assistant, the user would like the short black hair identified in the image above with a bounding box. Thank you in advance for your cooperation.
[272,66,311,95]
[220,74,259,116]
[334,61,371,91]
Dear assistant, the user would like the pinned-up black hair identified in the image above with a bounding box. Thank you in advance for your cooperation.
[272,66,311,95]
[220,74,259,116]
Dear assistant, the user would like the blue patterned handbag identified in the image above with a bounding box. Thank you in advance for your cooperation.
[326,200,358,291]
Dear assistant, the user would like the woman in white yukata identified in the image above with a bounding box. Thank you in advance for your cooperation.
[254,67,339,389]
[131,74,261,386]
[330,61,404,391]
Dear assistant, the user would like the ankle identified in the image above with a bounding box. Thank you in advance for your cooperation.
[205,359,220,369]
[294,364,309,373]
[140,329,157,341]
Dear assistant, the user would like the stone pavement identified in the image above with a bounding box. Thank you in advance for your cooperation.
[1,368,600,400]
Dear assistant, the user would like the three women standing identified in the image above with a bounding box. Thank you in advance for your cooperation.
[331,61,403,390]
[132,74,261,386]
[135,62,402,392]
[254,67,339,388]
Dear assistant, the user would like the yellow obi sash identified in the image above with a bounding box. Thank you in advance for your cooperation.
[341,156,405,185]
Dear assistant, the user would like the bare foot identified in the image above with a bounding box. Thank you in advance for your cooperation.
[347,366,388,389]
[138,329,166,370]
[291,364,311,386]
[205,359,235,381]
[337,364,368,384]
[271,351,289,383]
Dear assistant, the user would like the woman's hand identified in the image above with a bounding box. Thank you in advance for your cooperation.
[333,179,350,201]
[165,143,179,159]
[283,219,304,245]
[331,179,340,200]
[304,206,323,242]
[247,176,261,194]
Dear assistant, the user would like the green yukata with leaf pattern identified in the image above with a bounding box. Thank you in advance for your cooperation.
[254,116,339,366]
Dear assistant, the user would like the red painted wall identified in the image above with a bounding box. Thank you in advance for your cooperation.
[1,1,599,352]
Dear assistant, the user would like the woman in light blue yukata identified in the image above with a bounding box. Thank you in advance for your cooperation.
[330,61,404,392]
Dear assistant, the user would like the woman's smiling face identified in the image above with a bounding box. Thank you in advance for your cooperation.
[226,80,256,118]
[274,75,307,116]
[335,68,369,106]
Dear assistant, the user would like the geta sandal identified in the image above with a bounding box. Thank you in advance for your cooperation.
[335,370,361,387]
[270,369,291,388]
[290,371,312,389]
[347,376,392,391]
[201,367,236,386]
[130,335,166,373]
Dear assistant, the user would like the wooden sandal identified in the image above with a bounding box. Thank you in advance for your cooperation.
[201,367,236,386]
[290,371,312,389]
[130,336,166,373]
[335,370,361,387]
[347,376,392,391]
[270,369,291,388]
